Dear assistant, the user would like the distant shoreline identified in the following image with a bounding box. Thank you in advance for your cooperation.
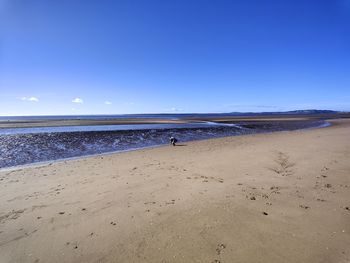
[0,112,348,129]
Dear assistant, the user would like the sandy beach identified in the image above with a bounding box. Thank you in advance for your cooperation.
[0,119,349,263]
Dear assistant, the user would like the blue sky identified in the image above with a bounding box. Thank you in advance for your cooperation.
[1,0,350,115]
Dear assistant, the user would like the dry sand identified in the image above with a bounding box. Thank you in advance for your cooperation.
[0,119,350,263]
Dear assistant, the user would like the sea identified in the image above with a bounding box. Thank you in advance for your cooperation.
[0,114,329,169]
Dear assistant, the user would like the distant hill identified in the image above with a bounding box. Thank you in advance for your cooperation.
[228,110,339,116]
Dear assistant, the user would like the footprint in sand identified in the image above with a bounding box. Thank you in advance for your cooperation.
[190,175,224,183]
[0,209,26,223]
[262,194,269,199]
[216,243,226,255]
[144,201,156,205]
[321,166,329,172]
[165,200,176,205]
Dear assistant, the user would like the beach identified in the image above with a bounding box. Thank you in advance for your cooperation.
[0,119,349,263]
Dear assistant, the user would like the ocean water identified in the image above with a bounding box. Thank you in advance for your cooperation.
[0,113,244,121]
[0,120,328,169]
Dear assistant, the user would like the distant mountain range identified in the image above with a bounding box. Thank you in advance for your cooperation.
[228,109,341,116]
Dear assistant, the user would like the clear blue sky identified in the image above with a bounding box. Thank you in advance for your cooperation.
[1,0,350,115]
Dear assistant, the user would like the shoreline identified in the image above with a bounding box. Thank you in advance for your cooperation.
[1,113,347,129]
[0,120,331,172]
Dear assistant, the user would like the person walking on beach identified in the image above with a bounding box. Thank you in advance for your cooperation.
[170,136,178,146]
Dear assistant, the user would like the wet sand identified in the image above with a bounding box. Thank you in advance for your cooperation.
[0,118,190,129]
[0,119,350,262]
[1,113,349,128]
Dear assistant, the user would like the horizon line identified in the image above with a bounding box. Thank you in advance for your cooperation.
[0,109,347,118]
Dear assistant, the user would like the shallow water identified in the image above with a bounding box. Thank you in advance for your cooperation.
[0,120,327,169]
[0,122,223,135]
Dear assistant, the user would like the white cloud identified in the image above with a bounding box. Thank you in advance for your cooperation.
[72,98,83,104]
[171,107,181,111]
[20,96,39,102]
[165,107,183,112]
[28,97,39,102]
[105,101,112,105]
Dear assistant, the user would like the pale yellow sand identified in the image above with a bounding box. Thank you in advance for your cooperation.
[1,119,350,263]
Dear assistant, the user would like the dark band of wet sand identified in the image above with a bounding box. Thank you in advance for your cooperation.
[1,113,349,128]
[0,119,350,262]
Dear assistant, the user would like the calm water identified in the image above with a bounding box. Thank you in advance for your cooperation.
[0,113,247,121]
[0,119,328,169]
